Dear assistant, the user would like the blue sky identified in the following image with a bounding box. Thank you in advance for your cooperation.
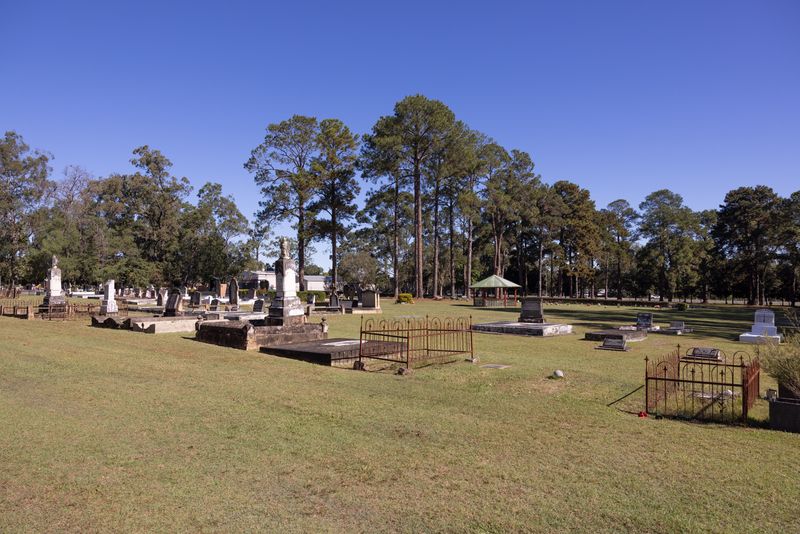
[2,1,798,266]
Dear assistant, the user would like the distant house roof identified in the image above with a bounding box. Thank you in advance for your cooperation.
[470,275,521,289]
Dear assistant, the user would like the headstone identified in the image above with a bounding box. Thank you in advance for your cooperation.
[518,297,544,323]
[42,255,65,306]
[100,279,118,315]
[268,238,305,325]
[157,288,168,307]
[636,313,654,330]
[209,299,220,312]
[164,288,183,317]
[362,290,380,309]
[190,292,201,307]
[147,284,156,299]
[740,308,781,343]
[246,287,256,300]
[307,293,317,305]
[252,299,265,313]
[330,293,339,308]
[228,277,239,308]
[596,337,629,351]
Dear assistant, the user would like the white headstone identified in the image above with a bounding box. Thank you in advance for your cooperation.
[100,279,118,315]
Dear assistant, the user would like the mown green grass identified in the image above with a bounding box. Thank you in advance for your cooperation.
[1,301,798,532]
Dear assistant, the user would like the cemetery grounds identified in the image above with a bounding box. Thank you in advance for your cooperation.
[1,300,798,532]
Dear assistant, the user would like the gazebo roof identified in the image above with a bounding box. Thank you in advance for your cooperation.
[470,275,522,289]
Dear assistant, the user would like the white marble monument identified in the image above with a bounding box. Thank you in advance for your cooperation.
[100,279,118,315]
[43,255,65,306]
[739,309,782,344]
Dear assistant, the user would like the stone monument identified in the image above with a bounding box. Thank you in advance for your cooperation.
[361,289,380,309]
[163,288,184,317]
[100,279,118,315]
[268,237,305,326]
[43,255,65,306]
[228,277,239,310]
[518,297,544,323]
[739,309,782,344]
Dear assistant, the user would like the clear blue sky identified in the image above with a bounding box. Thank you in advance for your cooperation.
[2,0,798,266]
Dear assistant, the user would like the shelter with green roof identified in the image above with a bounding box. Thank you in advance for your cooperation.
[470,275,521,307]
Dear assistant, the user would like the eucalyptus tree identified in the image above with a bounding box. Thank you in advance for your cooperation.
[245,115,320,290]
[0,131,53,286]
[638,189,697,302]
[713,185,782,305]
[308,118,360,288]
[362,95,456,298]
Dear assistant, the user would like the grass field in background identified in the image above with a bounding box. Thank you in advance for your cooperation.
[1,301,798,532]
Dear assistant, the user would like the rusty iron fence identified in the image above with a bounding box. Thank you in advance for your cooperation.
[358,316,473,369]
[0,299,128,321]
[645,347,760,423]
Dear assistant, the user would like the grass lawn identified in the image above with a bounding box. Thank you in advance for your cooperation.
[1,301,798,532]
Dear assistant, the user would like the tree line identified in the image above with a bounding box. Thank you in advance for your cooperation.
[2,95,799,305]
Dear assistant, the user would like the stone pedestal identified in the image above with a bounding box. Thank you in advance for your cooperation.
[268,252,305,326]
[100,279,118,315]
[42,256,65,306]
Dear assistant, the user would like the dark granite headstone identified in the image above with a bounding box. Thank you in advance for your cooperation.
[253,299,265,313]
[636,313,654,330]
[163,289,183,317]
[596,337,628,351]
[518,297,544,323]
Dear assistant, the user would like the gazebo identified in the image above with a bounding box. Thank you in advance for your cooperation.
[470,275,521,308]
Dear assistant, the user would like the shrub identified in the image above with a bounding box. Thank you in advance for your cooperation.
[396,293,414,304]
[760,311,800,398]
[675,302,689,311]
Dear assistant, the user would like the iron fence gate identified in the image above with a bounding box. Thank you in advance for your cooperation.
[358,316,473,368]
[645,347,760,423]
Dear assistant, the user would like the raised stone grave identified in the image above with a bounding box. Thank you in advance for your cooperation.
[472,321,572,337]
[584,329,647,342]
[595,336,629,351]
[195,238,326,350]
[739,309,782,344]
[129,316,200,334]
[518,297,544,323]
[661,320,693,335]
[261,337,402,367]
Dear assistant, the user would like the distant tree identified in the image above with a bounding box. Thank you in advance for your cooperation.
[601,199,638,299]
[553,181,599,297]
[779,191,800,306]
[638,189,697,302]
[338,250,378,288]
[308,118,360,288]
[245,115,320,291]
[0,131,53,285]
[713,186,782,305]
